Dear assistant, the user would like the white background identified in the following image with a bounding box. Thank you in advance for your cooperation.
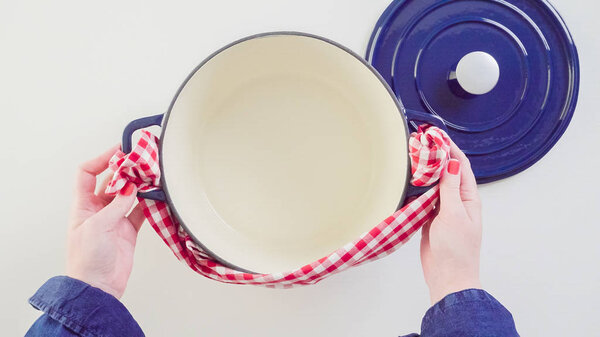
[1,0,599,336]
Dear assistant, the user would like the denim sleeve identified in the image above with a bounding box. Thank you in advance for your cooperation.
[401,289,519,337]
[25,276,144,337]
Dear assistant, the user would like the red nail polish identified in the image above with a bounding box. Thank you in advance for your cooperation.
[447,159,460,175]
[120,182,135,196]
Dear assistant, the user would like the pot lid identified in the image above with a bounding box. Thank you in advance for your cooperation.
[366,0,579,183]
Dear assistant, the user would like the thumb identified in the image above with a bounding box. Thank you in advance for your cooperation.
[95,182,137,225]
[439,158,463,213]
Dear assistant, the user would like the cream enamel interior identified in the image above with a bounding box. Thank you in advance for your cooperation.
[161,34,408,274]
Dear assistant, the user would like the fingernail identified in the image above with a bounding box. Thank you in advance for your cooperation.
[120,182,135,196]
[447,159,460,175]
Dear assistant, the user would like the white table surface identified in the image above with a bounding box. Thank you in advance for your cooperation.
[1,0,598,336]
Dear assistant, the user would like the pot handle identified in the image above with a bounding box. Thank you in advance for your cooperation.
[403,109,448,200]
[404,108,448,133]
[122,113,167,202]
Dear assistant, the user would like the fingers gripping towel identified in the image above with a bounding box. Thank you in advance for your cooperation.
[105,125,451,288]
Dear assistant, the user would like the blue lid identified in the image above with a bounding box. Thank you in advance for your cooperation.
[366,0,579,183]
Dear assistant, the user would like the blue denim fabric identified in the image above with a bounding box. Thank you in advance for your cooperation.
[26,276,144,337]
[400,289,519,337]
[26,278,517,337]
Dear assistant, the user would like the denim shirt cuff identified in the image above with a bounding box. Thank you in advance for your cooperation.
[29,276,144,337]
[420,288,519,337]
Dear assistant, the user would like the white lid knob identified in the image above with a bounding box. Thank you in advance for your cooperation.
[455,51,500,95]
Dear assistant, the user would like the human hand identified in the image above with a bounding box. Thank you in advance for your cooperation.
[420,142,482,304]
[66,145,145,299]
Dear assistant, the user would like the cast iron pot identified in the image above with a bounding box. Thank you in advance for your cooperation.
[121,32,446,274]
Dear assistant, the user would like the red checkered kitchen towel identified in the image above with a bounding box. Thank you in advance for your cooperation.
[105,125,451,288]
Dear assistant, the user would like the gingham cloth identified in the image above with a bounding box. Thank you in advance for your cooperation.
[105,124,451,288]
